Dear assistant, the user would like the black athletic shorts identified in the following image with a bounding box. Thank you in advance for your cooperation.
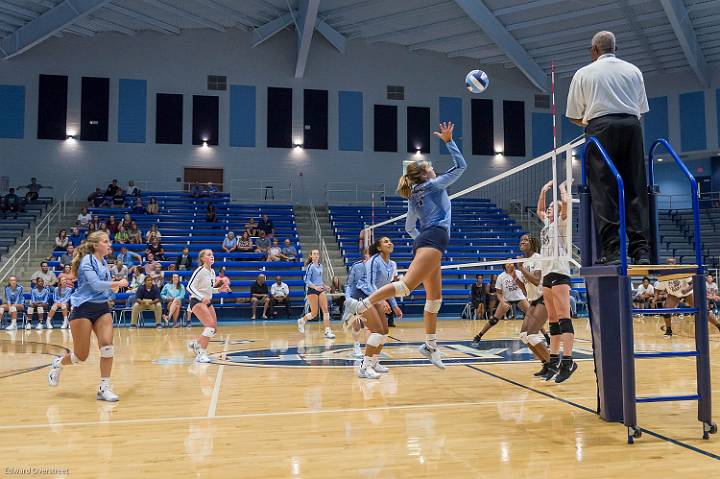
[506,300,522,306]
[530,297,545,307]
[350,291,367,301]
[542,272,572,288]
[413,226,450,255]
[68,301,111,323]
[306,288,324,296]
[189,297,207,309]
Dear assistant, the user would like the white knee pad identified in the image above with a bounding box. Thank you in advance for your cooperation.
[381,334,388,346]
[99,345,114,358]
[392,281,411,297]
[527,333,545,346]
[9,306,16,313]
[27,307,34,315]
[70,352,82,364]
[367,332,383,347]
[202,327,216,339]
[37,307,44,315]
[424,299,442,313]
[519,332,529,344]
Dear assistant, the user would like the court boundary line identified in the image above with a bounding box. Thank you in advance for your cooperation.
[464,364,720,461]
[207,336,230,418]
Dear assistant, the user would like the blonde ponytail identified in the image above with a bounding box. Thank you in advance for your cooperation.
[397,175,412,199]
[71,231,108,277]
[397,160,430,198]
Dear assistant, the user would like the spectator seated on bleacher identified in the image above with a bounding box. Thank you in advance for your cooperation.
[146,237,165,260]
[17,177,52,202]
[161,273,186,327]
[60,245,74,267]
[77,207,92,228]
[190,182,202,198]
[120,213,133,229]
[58,264,75,288]
[88,187,106,207]
[244,218,258,236]
[222,232,238,253]
[28,278,51,330]
[281,239,298,261]
[125,266,146,305]
[175,247,193,271]
[130,276,163,329]
[1,188,24,219]
[114,225,129,244]
[1,276,25,330]
[267,240,283,262]
[131,197,146,215]
[105,215,119,236]
[250,274,270,320]
[633,277,655,309]
[204,182,218,196]
[145,224,162,243]
[470,274,489,319]
[270,276,291,319]
[149,263,164,288]
[237,232,254,255]
[54,229,69,252]
[205,203,217,223]
[110,260,129,284]
[143,253,161,276]
[706,273,719,311]
[105,179,120,198]
[31,261,58,289]
[146,197,159,215]
[258,213,274,237]
[88,214,102,232]
[48,281,72,329]
[255,231,271,258]
[111,188,126,208]
[117,246,142,267]
[68,226,85,247]
[128,222,143,244]
[126,180,139,197]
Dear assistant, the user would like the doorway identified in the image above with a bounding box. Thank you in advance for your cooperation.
[183,167,224,191]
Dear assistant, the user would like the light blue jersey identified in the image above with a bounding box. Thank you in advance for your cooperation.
[345,260,366,299]
[53,287,73,304]
[4,285,24,305]
[30,286,50,304]
[71,254,113,307]
[359,254,398,308]
[304,262,324,290]
[405,139,467,238]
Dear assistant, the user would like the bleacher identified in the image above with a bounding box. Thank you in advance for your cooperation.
[330,196,588,316]
[0,196,54,257]
[659,209,720,268]
[49,191,305,320]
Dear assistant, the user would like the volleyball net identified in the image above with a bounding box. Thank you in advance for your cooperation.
[362,135,586,273]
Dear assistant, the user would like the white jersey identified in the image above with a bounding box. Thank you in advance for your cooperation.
[518,253,543,301]
[655,277,692,298]
[495,271,526,302]
[540,217,571,277]
[706,281,718,297]
[634,284,654,299]
[186,266,219,301]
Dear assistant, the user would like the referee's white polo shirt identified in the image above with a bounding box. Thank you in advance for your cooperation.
[566,53,649,125]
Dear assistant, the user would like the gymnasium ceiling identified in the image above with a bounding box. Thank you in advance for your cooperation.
[0,0,719,91]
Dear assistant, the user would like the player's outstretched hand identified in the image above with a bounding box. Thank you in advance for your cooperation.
[432,122,454,143]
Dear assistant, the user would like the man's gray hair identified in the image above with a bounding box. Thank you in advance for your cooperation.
[592,31,616,54]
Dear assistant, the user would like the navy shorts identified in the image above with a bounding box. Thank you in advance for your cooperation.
[530,297,545,307]
[542,273,572,288]
[68,301,111,323]
[350,291,367,301]
[190,297,212,309]
[413,226,450,255]
[306,289,324,296]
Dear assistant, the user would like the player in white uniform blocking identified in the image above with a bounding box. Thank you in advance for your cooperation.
[186,249,231,362]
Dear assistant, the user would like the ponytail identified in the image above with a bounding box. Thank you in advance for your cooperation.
[71,231,108,277]
[397,160,430,198]
[396,175,412,199]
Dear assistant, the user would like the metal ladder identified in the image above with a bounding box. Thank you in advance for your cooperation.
[580,137,717,444]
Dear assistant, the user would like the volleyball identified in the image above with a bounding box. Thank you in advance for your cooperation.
[466,69,489,93]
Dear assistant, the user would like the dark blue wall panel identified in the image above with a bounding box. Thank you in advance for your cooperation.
[438,96,462,154]
[229,85,255,147]
[644,96,668,147]
[118,79,146,143]
[0,85,25,139]
[679,91,706,152]
[561,116,583,145]
[532,112,553,157]
[338,91,363,151]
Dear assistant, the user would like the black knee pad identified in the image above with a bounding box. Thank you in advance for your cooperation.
[549,322,561,336]
[488,317,499,326]
[559,318,574,334]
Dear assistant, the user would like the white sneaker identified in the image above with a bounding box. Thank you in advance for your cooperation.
[97,385,119,402]
[46,321,53,329]
[352,342,363,358]
[5,322,17,331]
[195,352,211,363]
[373,360,389,373]
[358,366,381,379]
[186,340,200,354]
[60,320,68,329]
[297,318,306,334]
[25,322,31,330]
[48,358,62,387]
[35,322,43,330]
[418,343,445,370]
[324,328,335,339]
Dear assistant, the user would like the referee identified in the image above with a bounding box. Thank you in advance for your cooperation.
[566,31,650,265]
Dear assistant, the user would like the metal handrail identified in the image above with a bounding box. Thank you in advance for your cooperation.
[0,236,31,284]
[325,182,386,205]
[34,200,62,253]
[62,180,78,217]
[308,201,335,285]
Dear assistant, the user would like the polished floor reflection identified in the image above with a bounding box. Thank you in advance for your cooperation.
[1,316,719,478]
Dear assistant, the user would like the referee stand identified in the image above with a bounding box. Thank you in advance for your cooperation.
[579,136,716,444]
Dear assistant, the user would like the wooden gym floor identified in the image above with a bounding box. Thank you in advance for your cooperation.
[1,316,719,478]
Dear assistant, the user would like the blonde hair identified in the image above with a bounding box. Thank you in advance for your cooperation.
[198,249,213,264]
[305,249,320,267]
[397,160,430,199]
[71,231,109,277]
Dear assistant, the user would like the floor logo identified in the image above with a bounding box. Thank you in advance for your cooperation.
[212,339,593,368]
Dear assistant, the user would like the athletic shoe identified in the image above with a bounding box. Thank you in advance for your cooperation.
[25,322,31,330]
[418,343,445,369]
[533,363,549,377]
[357,366,381,379]
[48,358,62,387]
[352,342,363,358]
[554,361,578,383]
[195,352,211,363]
[5,322,16,331]
[60,321,68,329]
[543,363,559,381]
[35,322,43,330]
[155,324,163,330]
[663,328,673,338]
[324,328,335,339]
[97,385,119,402]
[373,361,389,373]
[186,321,192,328]
[186,340,200,354]
[45,321,53,329]
[297,318,305,334]
[471,333,483,346]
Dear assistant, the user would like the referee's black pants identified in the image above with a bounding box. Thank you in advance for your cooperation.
[585,114,650,261]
